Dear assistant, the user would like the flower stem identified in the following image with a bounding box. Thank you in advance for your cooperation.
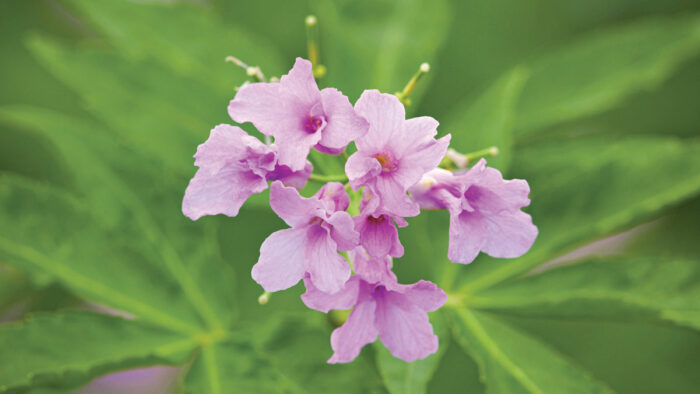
[395,62,430,106]
[309,173,348,183]
[306,15,326,78]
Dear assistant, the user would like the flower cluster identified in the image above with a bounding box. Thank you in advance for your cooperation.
[182,58,537,363]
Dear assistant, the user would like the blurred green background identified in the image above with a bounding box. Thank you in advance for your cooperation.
[1,0,700,393]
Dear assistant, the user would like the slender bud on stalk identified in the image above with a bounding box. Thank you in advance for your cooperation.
[306,15,326,78]
[226,56,266,82]
[440,146,499,170]
[396,62,430,106]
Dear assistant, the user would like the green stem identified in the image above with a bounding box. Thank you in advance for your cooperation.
[309,173,348,183]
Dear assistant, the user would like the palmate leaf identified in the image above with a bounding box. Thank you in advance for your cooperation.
[0,175,204,334]
[470,257,700,330]
[0,311,194,393]
[457,135,700,293]
[514,13,700,135]
[0,106,237,330]
[64,0,287,86]
[310,0,450,104]
[450,309,613,394]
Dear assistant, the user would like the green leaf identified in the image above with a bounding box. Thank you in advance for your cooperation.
[0,311,195,393]
[0,267,32,313]
[459,135,700,293]
[311,0,451,104]
[450,309,613,394]
[515,14,700,135]
[442,67,528,172]
[65,0,286,87]
[26,37,215,173]
[0,106,237,330]
[471,257,700,330]
[376,311,447,394]
[0,175,204,334]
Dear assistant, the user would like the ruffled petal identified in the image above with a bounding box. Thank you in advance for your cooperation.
[182,166,267,220]
[374,175,420,218]
[346,152,382,191]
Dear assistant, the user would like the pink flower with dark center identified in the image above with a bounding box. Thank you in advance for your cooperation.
[182,124,311,220]
[408,159,538,264]
[252,181,359,294]
[345,90,450,217]
[228,58,369,171]
[301,251,446,363]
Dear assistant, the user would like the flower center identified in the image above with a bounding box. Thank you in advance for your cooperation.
[373,152,397,173]
[367,214,386,224]
[303,115,324,133]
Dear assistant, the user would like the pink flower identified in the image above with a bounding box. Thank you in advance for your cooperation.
[302,251,447,363]
[409,159,538,264]
[182,124,311,220]
[228,58,369,171]
[345,90,450,217]
[252,181,359,294]
[353,190,407,258]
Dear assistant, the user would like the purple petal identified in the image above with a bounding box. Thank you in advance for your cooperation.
[301,276,360,313]
[352,249,397,285]
[279,58,321,108]
[353,90,405,152]
[355,214,404,258]
[328,294,379,363]
[267,161,313,189]
[400,280,447,312]
[448,209,537,263]
[317,88,369,151]
[314,182,350,212]
[182,166,267,220]
[392,116,439,158]
[269,181,323,227]
[408,169,459,210]
[326,211,360,252]
[374,175,420,217]
[251,228,307,292]
[305,225,351,294]
[228,59,322,171]
[193,124,274,173]
[394,134,451,190]
[375,289,440,362]
[346,152,381,191]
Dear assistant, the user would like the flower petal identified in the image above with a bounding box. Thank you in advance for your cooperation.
[318,87,369,151]
[400,280,447,312]
[305,225,351,294]
[346,152,381,191]
[279,58,321,108]
[251,228,307,292]
[375,290,440,362]
[375,175,420,217]
[266,161,313,190]
[353,90,404,152]
[269,181,323,227]
[301,276,360,313]
[182,166,267,220]
[355,214,403,258]
[328,296,379,363]
[327,211,360,252]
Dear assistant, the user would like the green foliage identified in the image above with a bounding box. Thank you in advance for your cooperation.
[0,311,192,393]
[1,0,700,393]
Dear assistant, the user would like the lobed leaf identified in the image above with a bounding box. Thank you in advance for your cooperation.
[441,67,528,172]
[515,14,700,135]
[471,257,700,330]
[450,309,613,394]
[0,311,195,393]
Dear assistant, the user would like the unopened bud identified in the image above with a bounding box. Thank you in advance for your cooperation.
[258,291,270,305]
